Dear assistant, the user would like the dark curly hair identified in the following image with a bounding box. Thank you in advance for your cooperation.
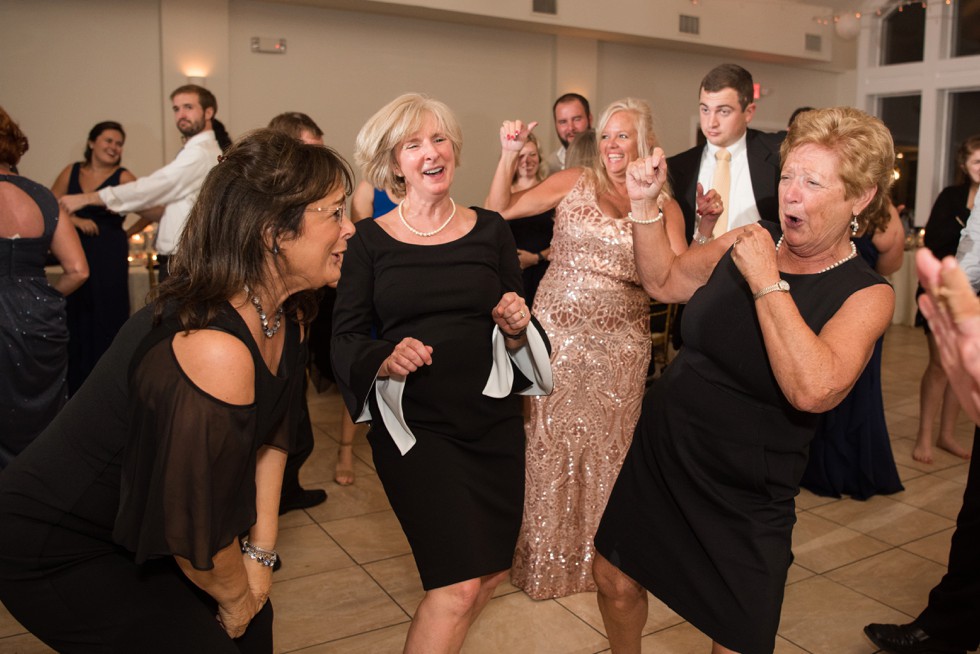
[153,128,353,330]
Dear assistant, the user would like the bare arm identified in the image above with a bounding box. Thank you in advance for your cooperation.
[171,329,271,636]
[731,224,895,413]
[50,165,72,199]
[351,180,377,222]
[126,205,165,237]
[50,208,89,295]
[176,541,259,639]
[872,203,905,276]
[627,152,738,302]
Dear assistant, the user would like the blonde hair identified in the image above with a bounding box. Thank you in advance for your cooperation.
[589,98,671,202]
[354,93,463,197]
[512,133,547,184]
[782,107,895,226]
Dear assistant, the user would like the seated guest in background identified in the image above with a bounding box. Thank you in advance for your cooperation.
[267,110,334,506]
[801,195,905,500]
[508,132,553,309]
[594,107,895,654]
[334,93,551,653]
[0,129,355,652]
[912,134,980,463]
[59,84,225,282]
[51,121,146,394]
[0,106,88,469]
[865,236,980,654]
[486,98,691,600]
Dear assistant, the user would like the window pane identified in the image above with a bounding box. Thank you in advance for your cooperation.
[881,3,925,65]
[947,90,980,185]
[953,0,980,57]
[879,95,921,214]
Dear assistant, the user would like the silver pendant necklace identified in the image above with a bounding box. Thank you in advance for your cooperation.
[244,285,283,338]
[399,199,456,237]
[775,236,857,274]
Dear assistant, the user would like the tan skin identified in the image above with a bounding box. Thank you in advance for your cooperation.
[0,163,89,295]
[485,114,696,256]
[914,148,980,463]
[172,187,355,638]
[918,249,980,424]
[593,145,894,654]
[369,114,528,654]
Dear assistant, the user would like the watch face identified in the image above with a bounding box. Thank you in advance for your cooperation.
[778,280,790,292]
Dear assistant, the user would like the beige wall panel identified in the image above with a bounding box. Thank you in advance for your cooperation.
[229,0,555,206]
[0,0,165,185]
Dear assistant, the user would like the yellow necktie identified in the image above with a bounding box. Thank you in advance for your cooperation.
[712,148,731,237]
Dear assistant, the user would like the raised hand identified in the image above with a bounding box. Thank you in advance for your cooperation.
[625,149,668,203]
[380,337,434,377]
[499,120,539,154]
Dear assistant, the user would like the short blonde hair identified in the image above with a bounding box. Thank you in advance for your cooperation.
[590,98,671,202]
[782,107,895,225]
[354,93,463,197]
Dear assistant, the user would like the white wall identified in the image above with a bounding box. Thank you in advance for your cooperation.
[1,0,859,206]
[228,0,555,205]
[0,0,166,186]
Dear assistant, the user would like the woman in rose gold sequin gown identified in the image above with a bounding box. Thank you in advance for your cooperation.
[486,99,688,598]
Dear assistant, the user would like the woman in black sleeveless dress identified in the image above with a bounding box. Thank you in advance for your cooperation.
[593,108,898,654]
[0,130,355,653]
[52,122,140,393]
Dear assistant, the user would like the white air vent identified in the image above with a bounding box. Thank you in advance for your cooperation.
[679,14,700,35]
[533,0,557,15]
[805,33,822,52]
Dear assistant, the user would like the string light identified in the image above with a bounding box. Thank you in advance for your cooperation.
[814,0,955,28]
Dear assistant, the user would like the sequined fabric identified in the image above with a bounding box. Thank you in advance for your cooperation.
[512,173,650,599]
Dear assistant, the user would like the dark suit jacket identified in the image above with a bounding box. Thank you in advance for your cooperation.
[667,128,785,243]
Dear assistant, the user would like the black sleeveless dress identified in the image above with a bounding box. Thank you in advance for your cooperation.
[595,224,889,654]
[0,173,68,469]
[66,163,131,394]
[0,302,303,652]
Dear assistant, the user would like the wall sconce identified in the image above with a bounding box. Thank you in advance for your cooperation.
[251,37,287,54]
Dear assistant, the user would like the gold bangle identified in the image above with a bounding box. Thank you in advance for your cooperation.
[626,210,663,225]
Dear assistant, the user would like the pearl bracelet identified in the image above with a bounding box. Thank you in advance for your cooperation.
[626,209,663,225]
[241,538,279,568]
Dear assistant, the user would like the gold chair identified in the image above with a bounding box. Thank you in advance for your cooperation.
[649,301,676,376]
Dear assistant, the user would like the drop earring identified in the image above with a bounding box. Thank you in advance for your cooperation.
[850,215,859,235]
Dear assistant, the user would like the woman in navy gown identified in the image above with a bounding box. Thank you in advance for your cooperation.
[801,202,906,499]
[52,122,141,393]
[0,106,88,469]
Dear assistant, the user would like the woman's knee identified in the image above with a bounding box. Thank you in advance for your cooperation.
[431,578,483,615]
[594,554,644,602]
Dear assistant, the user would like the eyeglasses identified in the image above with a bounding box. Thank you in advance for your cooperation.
[305,203,346,224]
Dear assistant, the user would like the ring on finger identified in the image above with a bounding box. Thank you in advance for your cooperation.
[519,310,527,319]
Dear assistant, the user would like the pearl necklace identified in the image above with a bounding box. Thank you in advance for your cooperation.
[399,199,456,237]
[775,236,857,274]
[244,285,283,338]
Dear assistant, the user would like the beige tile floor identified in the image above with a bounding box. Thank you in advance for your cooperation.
[1,324,974,654]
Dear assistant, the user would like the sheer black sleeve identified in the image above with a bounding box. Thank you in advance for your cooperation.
[113,340,259,571]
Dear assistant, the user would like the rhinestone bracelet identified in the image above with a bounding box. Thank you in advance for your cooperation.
[241,538,279,568]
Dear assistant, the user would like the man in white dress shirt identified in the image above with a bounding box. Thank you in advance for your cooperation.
[60,85,223,281]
